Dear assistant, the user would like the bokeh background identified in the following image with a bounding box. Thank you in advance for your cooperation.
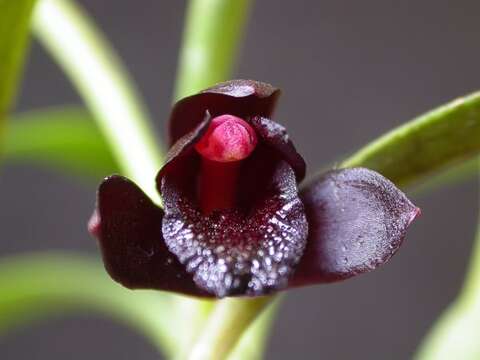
[2,1,480,359]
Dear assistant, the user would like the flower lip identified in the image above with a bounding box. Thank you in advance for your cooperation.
[156,109,309,296]
[160,143,309,297]
[194,114,258,163]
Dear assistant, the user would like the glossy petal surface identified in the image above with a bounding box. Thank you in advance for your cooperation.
[251,116,306,181]
[169,79,280,144]
[291,167,419,286]
[157,122,308,297]
[94,175,208,296]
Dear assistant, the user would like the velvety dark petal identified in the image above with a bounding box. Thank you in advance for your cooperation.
[169,79,280,145]
[93,175,210,297]
[250,116,306,181]
[157,126,308,297]
[291,167,419,286]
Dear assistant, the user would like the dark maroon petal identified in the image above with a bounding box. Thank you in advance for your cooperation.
[158,111,212,182]
[157,124,308,296]
[250,116,306,181]
[93,175,210,297]
[290,167,419,287]
[205,79,278,98]
[169,79,280,145]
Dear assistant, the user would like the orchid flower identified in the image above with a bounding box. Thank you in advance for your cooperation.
[89,79,419,298]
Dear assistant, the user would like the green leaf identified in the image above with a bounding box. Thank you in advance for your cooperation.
[412,155,479,195]
[0,0,37,135]
[342,92,480,187]
[4,106,119,178]
[0,252,180,358]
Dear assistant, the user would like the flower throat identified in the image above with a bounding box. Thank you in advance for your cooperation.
[194,114,258,214]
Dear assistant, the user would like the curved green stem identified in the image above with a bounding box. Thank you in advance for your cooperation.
[228,298,280,360]
[186,297,270,360]
[174,0,252,100]
[0,252,179,357]
[0,0,37,140]
[32,0,163,201]
[342,91,480,187]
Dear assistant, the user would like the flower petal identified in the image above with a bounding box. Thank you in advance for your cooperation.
[169,79,280,145]
[251,116,306,181]
[159,111,212,181]
[93,175,210,297]
[291,167,419,286]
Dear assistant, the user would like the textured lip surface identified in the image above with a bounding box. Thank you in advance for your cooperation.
[158,118,308,297]
[155,80,309,296]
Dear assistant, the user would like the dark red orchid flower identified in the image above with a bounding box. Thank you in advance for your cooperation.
[89,80,420,298]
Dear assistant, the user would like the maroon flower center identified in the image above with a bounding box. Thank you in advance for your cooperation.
[194,114,258,213]
[157,110,309,296]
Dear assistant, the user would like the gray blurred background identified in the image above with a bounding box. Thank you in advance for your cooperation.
[1,1,480,359]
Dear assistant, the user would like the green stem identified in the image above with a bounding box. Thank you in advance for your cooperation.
[174,0,252,100]
[228,298,280,360]
[0,252,179,358]
[32,0,163,202]
[186,297,271,360]
[341,91,480,188]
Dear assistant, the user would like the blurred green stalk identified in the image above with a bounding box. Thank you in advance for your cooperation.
[0,253,179,357]
[174,0,252,100]
[187,297,271,360]
[32,0,163,202]
[0,0,37,142]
